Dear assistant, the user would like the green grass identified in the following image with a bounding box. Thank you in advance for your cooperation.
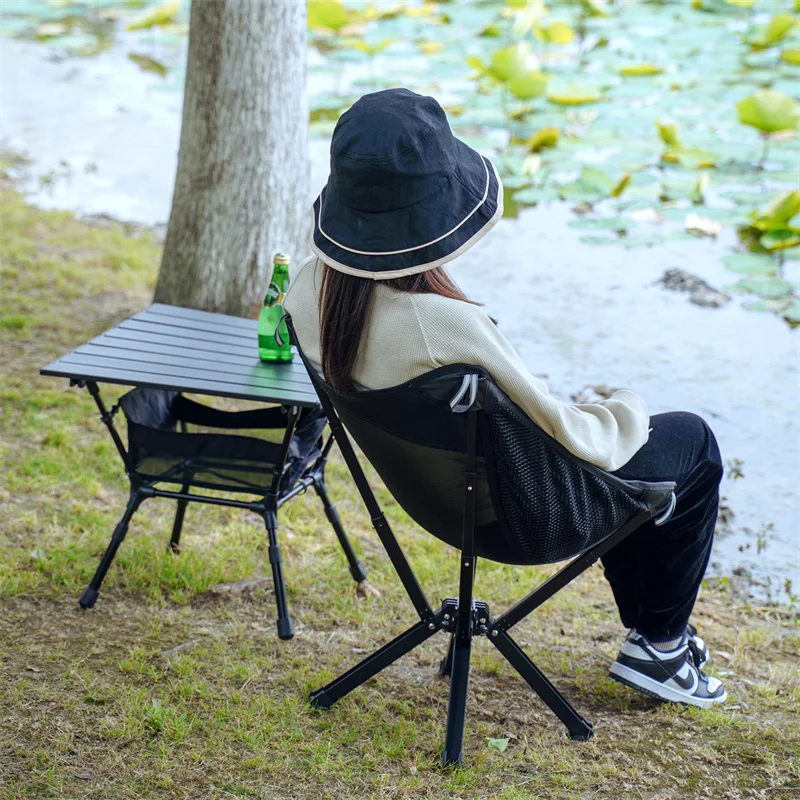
[1,184,799,799]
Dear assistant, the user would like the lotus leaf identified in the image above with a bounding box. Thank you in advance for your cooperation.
[126,0,180,31]
[746,14,796,49]
[579,235,617,245]
[760,229,800,250]
[620,63,664,76]
[610,174,631,198]
[578,0,611,17]
[535,21,575,45]
[508,70,549,99]
[349,38,396,56]
[569,216,630,230]
[723,253,779,274]
[418,40,444,55]
[782,300,800,323]
[526,126,560,151]
[307,0,351,32]
[512,186,559,205]
[405,2,440,19]
[656,121,681,148]
[489,42,539,82]
[730,276,794,297]
[751,191,800,230]
[737,89,800,133]
[547,84,602,105]
[662,147,717,169]
[558,167,619,201]
[693,0,752,12]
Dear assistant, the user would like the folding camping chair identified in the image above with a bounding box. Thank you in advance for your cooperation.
[287,318,676,765]
[76,385,367,640]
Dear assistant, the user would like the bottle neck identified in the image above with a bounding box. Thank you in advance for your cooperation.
[271,264,289,289]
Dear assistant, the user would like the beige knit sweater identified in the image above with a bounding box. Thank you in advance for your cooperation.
[284,256,650,471]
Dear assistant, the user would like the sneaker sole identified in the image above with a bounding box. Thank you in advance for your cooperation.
[609,663,727,709]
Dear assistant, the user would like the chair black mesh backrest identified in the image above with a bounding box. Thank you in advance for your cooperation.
[302,362,674,566]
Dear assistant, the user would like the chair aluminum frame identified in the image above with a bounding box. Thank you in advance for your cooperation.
[302,366,675,766]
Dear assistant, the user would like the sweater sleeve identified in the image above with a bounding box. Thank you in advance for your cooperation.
[417,296,650,471]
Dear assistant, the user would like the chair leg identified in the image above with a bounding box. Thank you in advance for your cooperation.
[490,628,593,741]
[439,634,455,678]
[263,507,294,641]
[79,489,144,609]
[313,477,367,583]
[441,634,473,767]
[309,616,442,710]
[168,485,190,554]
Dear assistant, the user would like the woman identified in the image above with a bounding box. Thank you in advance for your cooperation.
[285,88,726,708]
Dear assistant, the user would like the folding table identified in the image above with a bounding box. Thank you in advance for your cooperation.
[40,302,366,639]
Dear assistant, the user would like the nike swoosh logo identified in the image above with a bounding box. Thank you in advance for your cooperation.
[671,670,696,690]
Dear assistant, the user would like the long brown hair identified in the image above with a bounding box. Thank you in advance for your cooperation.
[319,265,479,391]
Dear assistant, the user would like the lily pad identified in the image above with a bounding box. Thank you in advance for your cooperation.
[536,21,575,45]
[620,63,664,76]
[512,186,559,205]
[729,276,794,298]
[746,14,796,49]
[526,127,560,151]
[488,42,539,82]
[722,253,779,274]
[737,89,800,134]
[547,84,603,105]
[569,216,630,230]
[781,49,800,66]
[126,0,180,32]
[760,229,800,250]
[508,71,549,100]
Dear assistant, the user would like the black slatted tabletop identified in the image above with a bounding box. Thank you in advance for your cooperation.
[41,303,319,407]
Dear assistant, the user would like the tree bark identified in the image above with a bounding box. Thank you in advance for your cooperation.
[154,0,309,317]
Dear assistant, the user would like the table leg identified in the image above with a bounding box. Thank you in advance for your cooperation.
[263,502,293,640]
[79,489,144,609]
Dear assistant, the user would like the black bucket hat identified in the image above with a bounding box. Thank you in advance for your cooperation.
[311,88,503,280]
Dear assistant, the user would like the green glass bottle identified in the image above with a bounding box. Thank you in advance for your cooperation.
[258,253,293,362]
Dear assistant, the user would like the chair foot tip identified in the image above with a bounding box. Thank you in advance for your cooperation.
[569,726,594,742]
[350,561,368,583]
[79,588,99,609]
[277,617,294,640]
[440,751,464,769]
[308,688,334,710]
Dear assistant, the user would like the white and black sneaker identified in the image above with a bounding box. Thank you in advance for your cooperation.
[609,629,726,708]
[686,623,709,668]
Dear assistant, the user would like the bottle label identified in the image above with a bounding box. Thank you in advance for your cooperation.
[264,282,284,307]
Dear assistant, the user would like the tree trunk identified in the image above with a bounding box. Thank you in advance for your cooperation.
[154,0,309,317]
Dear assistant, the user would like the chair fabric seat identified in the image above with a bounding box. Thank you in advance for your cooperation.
[315,366,673,566]
[119,388,327,495]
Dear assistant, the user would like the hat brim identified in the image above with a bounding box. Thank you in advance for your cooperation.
[311,141,503,280]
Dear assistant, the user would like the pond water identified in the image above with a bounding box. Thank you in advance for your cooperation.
[1,0,798,601]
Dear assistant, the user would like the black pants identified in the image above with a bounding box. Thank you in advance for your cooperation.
[603,412,723,642]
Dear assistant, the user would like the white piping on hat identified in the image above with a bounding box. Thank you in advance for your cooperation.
[316,156,493,257]
[310,161,504,281]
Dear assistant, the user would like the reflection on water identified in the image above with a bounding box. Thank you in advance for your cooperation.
[0,6,798,599]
